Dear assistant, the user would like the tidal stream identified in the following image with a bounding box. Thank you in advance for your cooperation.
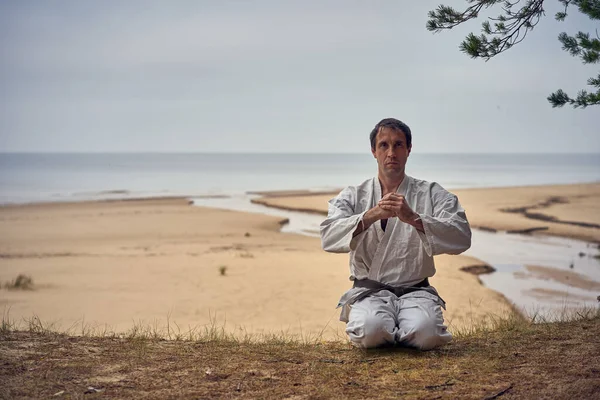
[192,195,600,317]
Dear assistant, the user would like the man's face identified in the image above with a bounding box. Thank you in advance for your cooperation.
[371,127,411,177]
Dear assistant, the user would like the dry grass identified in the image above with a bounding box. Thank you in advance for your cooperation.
[1,308,599,399]
[1,274,34,290]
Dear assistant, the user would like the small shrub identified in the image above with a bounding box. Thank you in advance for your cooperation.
[219,266,227,276]
[4,274,34,290]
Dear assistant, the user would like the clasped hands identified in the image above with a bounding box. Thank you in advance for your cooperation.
[377,193,420,226]
[355,193,425,236]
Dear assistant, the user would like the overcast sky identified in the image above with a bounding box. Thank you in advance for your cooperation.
[0,0,598,153]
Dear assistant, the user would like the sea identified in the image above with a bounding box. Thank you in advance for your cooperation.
[1,152,599,204]
[2,152,599,315]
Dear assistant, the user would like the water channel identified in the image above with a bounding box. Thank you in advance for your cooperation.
[192,194,600,317]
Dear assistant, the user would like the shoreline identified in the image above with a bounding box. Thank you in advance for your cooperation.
[252,182,600,243]
[7,182,598,243]
[3,179,598,204]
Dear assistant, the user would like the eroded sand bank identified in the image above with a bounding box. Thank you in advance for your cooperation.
[253,183,600,243]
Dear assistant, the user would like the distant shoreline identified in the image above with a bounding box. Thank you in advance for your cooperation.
[2,181,599,244]
[2,152,598,206]
[2,179,599,208]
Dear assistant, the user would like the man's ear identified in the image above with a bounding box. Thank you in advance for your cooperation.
[407,145,412,156]
[371,147,376,158]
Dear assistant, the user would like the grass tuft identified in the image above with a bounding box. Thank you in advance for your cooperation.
[2,274,34,290]
[1,308,16,333]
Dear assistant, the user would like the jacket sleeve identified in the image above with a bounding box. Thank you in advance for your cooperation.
[416,185,472,256]
[319,187,367,253]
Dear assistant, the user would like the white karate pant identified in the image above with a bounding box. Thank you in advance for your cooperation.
[345,290,452,350]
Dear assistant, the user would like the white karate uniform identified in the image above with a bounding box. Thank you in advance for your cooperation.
[320,175,471,350]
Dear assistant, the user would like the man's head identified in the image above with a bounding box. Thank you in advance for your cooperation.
[369,118,412,179]
[369,118,412,151]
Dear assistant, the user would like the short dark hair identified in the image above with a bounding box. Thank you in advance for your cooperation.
[369,118,412,150]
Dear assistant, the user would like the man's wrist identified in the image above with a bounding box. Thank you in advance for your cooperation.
[411,213,421,225]
[362,207,381,229]
[409,213,425,233]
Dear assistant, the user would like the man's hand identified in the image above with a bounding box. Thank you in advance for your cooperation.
[378,193,424,232]
[352,205,394,237]
[370,204,395,221]
[353,195,425,237]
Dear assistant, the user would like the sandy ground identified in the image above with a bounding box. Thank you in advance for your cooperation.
[0,199,353,339]
[0,190,522,340]
[253,183,600,243]
[3,182,598,340]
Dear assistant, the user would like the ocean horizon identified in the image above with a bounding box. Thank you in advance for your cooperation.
[1,152,599,204]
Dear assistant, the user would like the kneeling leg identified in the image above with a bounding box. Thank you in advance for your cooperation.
[346,295,397,349]
[396,295,452,351]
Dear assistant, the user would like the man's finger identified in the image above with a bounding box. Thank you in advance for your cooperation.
[379,199,402,206]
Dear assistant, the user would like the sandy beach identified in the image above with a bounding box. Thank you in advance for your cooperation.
[1,183,598,340]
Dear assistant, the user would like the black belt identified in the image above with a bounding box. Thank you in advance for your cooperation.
[352,278,430,298]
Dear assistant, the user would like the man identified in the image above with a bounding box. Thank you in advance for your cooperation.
[320,118,471,350]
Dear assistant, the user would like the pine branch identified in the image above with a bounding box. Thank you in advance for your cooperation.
[427,0,546,60]
[426,1,500,32]
[559,31,600,63]
[575,0,600,20]
[548,73,600,108]
[428,0,600,108]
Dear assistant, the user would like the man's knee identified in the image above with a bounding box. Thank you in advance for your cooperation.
[346,312,396,349]
[399,316,451,351]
